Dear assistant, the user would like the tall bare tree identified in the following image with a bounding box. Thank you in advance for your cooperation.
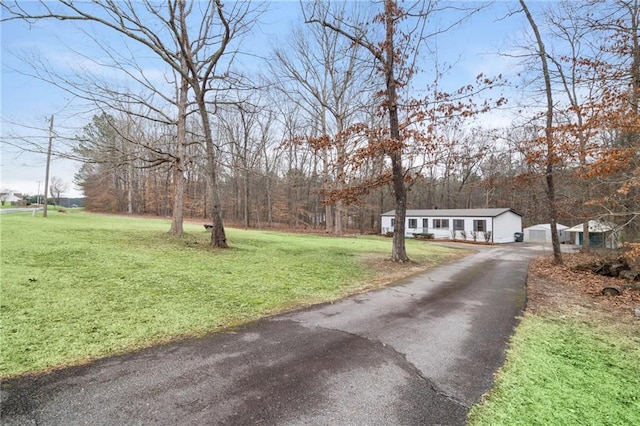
[304,0,498,261]
[519,0,563,264]
[269,3,376,235]
[303,0,422,261]
[529,0,640,244]
[2,0,261,246]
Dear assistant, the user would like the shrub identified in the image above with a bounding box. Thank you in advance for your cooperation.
[413,233,434,240]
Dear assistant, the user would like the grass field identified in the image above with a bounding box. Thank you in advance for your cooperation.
[468,315,640,425]
[0,211,458,378]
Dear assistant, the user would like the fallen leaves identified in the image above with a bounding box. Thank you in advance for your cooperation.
[527,252,640,321]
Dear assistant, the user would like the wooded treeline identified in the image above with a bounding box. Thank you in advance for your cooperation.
[3,0,639,245]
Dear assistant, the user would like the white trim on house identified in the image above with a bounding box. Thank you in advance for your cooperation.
[381,208,523,244]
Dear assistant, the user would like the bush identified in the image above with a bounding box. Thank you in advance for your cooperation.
[413,233,434,240]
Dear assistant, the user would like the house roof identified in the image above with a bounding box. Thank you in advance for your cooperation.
[381,208,521,218]
[565,220,616,233]
[0,191,23,202]
[524,223,569,231]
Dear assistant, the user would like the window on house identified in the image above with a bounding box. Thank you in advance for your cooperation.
[453,219,465,231]
[473,220,486,232]
[391,218,395,227]
[433,219,449,229]
[408,218,417,228]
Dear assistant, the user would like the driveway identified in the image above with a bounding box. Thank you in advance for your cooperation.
[1,244,541,425]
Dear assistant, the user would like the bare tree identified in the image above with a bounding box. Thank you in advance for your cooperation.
[49,176,69,206]
[303,0,421,261]
[2,1,261,246]
[269,3,377,235]
[216,98,273,229]
[304,0,497,261]
[543,0,599,251]
[519,0,563,264]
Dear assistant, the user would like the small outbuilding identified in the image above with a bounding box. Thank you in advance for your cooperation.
[523,223,571,244]
[565,220,620,248]
[381,208,523,244]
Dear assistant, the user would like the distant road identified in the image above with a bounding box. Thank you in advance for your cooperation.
[0,208,42,214]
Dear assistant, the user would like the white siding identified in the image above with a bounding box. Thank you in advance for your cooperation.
[381,209,522,244]
[381,216,395,234]
[523,224,571,244]
[492,211,522,243]
[528,229,547,242]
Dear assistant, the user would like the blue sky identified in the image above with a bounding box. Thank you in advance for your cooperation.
[1,1,534,198]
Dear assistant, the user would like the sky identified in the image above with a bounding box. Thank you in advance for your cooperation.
[1,1,535,199]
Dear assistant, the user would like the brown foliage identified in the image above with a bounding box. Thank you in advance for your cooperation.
[528,253,640,316]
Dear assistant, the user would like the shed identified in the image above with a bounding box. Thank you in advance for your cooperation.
[565,220,620,248]
[381,208,523,244]
[523,223,571,244]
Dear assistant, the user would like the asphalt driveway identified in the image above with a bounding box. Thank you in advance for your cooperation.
[1,243,542,425]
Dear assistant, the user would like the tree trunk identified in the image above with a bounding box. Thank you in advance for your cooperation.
[209,160,227,248]
[384,0,408,262]
[43,115,54,218]
[582,222,590,251]
[521,0,562,264]
[322,147,333,233]
[207,144,227,248]
[127,166,133,215]
[170,63,188,236]
[390,151,408,262]
[243,171,250,229]
[334,117,346,235]
[194,89,226,247]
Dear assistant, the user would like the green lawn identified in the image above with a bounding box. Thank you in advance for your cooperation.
[468,315,640,425]
[0,211,457,378]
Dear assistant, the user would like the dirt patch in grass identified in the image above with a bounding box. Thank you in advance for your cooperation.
[361,255,431,288]
[527,253,640,331]
[359,250,470,290]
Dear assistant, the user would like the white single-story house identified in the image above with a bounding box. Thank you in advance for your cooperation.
[523,223,571,244]
[0,190,23,205]
[381,208,523,243]
[565,220,620,248]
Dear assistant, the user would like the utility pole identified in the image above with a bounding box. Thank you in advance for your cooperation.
[43,115,53,218]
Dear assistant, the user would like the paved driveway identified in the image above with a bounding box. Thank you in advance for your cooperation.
[1,244,541,425]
